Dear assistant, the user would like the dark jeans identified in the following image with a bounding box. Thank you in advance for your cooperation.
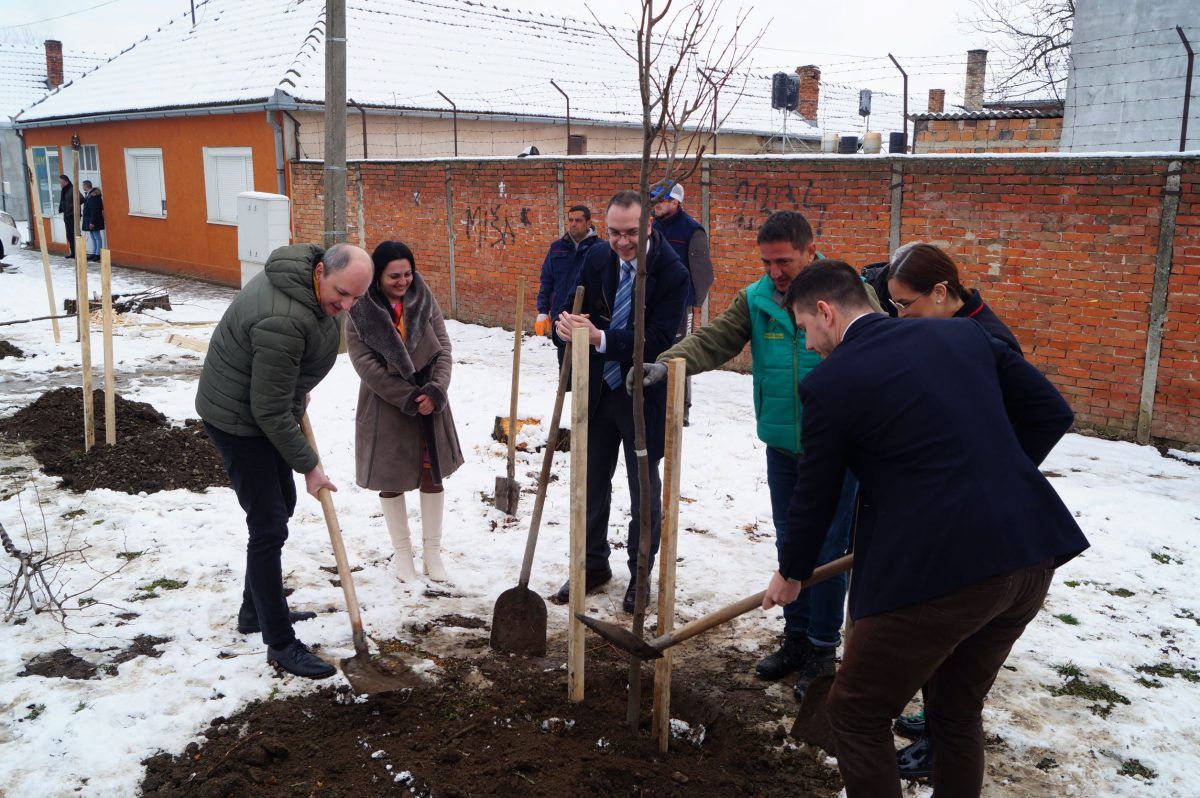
[765,446,856,646]
[585,384,662,576]
[205,422,298,649]
[827,559,1055,798]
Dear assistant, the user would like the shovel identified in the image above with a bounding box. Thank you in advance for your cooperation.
[300,413,420,695]
[575,553,854,661]
[494,278,525,515]
[491,287,585,657]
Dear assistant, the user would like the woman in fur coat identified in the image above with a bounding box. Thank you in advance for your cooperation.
[347,241,464,582]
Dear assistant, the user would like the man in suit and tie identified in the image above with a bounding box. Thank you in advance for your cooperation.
[763,261,1089,797]
[554,190,689,613]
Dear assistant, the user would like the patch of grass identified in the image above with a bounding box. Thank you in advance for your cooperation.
[1136,663,1200,684]
[117,551,143,561]
[1062,580,1081,588]
[60,509,86,520]
[1054,662,1084,679]
[73,702,88,714]
[1045,665,1130,719]
[1135,676,1163,689]
[1053,613,1080,626]
[22,703,45,722]
[1118,758,1157,781]
[1151,550,1179,565]
[1105,587,1135,598]
[138,578,186,592]
[77,597,97,608]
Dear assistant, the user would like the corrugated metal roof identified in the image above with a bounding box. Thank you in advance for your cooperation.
[910,108,1065,121]
[0,43,106,119]
[17,0,813,139]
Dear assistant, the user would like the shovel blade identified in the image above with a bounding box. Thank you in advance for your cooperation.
[337,652,424,696]
[789,671,837,753]
[575,612,663,661]
[490,586,548,656]
[494,476,520,516]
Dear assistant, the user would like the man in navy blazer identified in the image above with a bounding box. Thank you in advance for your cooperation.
[763,261,1088,797]
[554,190,689,612]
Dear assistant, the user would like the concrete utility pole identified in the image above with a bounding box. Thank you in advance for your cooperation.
[323,0,348,247]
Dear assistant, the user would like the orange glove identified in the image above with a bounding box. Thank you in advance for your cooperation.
[534,314,551,337]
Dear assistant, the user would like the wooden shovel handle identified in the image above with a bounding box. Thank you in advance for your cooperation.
[518,286,585,588]
[648,554,855,652]
[300,413,369,659]
[505,279,525,482]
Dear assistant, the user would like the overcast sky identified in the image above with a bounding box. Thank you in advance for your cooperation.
[1,0,1001,108]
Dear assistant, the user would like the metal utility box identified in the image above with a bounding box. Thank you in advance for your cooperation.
[237,191,290,287]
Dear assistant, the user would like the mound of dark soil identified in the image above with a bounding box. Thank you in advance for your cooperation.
[0,387,227,494]
[140,645,841,797]
[0,339,24,359]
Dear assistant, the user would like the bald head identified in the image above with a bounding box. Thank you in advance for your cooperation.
[315,244,373,316]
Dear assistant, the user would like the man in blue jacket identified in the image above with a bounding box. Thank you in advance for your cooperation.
[554,190,689,613]
[536,205,600,365]
[764,261,1089,797]
[650,182,713,424]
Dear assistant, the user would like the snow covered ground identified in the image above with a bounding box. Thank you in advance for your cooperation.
[0,245,1198,797]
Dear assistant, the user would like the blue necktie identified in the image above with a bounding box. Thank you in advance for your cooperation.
[603,260,635,389]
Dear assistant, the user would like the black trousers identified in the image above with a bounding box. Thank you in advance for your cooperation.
[63,215,76,258]
[205,422,298,648]
[585,384,662,575]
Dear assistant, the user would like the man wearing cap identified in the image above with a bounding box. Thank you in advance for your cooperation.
[651,182,713,425]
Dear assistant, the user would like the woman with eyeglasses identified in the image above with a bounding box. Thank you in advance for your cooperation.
[884,243,1022,354]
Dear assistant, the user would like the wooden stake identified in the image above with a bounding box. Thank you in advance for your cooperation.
[100,250,115,445]
[653,358,686,752]
[568,325,589,703]
[24,149,60,344]
[76,240,94,451]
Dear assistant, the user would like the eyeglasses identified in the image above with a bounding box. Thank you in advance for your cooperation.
[888,281,945,311]
[607,228,640,242]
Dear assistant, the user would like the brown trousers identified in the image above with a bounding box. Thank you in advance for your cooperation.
[827,559,1055,798]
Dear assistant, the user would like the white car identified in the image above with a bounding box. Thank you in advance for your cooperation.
[0,211,19,260]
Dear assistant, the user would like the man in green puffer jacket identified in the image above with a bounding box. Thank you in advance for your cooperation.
[197,242,373,679]
[630,211,881,700]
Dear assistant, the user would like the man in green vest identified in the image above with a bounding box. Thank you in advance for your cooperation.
[630,210,872,701]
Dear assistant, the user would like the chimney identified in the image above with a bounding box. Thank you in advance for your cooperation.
[964,49,987,111]
[928,89,946,114]
[796,65,821,122]
[44,40,64,89]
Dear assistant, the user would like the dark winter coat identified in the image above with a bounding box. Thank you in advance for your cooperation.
[195,244,340,473]
[81,188,105,231]
[536,228,601,319]
[567,229,689,462]
[781,314,1089,619]
[653,207,713,307]
[346,273,464,492]
[58,182,74,218]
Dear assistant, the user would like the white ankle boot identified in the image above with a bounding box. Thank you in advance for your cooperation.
[420,491,448,582]
[380,495,418,582]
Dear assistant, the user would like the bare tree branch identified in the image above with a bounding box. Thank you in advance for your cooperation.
[968,0,1074,100]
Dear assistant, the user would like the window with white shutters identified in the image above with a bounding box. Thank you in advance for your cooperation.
[202,147,254,224]
[123,148,166,218]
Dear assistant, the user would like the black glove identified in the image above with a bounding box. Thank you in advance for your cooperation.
[625,362,668,395]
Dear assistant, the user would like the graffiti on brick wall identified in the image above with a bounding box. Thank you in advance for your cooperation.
[732,179,827,234]
[463,204,533,249]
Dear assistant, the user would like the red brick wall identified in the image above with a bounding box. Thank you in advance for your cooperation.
[913,116,1063,154]
[289,154,1200,448]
